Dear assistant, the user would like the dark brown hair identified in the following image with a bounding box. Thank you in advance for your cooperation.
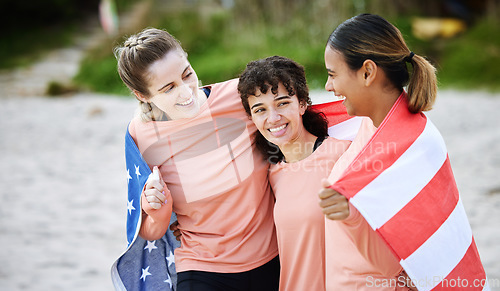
[327,14,437,113]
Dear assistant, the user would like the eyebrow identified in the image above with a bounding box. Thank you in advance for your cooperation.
[157,65,190,92]
[250,95,291,110]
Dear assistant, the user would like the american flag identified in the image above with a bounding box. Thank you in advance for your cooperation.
[111,128,180,291]
[325,94,489,290]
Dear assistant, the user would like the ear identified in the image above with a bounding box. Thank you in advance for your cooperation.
[361,59,377,86]
[133,90,149,103]
[299,101,307,115]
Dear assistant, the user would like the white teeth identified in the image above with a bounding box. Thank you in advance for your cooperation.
[269,124,286,133]
[177,97,193,106]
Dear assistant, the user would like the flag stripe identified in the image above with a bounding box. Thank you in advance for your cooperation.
[333,97,427,198]
[400,199,472,291]
[312,100,353,125]
[378,157,459,260]
[328,93,487,291]
[327,116,363,141]
[432,239,488,290]
[350,119,447,229]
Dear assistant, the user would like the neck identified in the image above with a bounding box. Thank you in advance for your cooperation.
[280,130,318,163]
[369,90,401,127]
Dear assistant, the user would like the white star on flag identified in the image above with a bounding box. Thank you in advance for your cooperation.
[164,275,172,288]
[144,240,158,253]
[140,266,152,282]
[166,251,175,267]
[115,128,179,291]
[135,164,141,180]
[127,199,135,215]
[127,169,132,184]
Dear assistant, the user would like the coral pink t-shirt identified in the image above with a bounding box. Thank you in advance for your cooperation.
[270,137,351,291]
[129,79,278,273]
[326,117,407,290]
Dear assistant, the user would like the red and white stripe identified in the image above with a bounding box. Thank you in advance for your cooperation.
[311,100,363,141]
[316,95,488,290]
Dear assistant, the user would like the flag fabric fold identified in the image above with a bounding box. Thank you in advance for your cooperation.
[329,94,489,290]
[312,100,363,141]
[111,128,180,291]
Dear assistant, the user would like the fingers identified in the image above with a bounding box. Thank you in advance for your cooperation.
[170,221,182,241]
[152,165,160,180]
[318,178,337,200]
[318,186,350,221]
[319,191,347,208]
[144,189,165,209]
[173,229,181,241]
[146,166,164,191]
[144,166,167,209]
[321,198,350,220]
[170,220,179,231]
[321,178,331,188]
[325,211,350,220]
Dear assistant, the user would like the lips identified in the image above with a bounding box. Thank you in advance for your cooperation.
[268,124,286,132]
[177,96,194,106]
[267,123,288,137]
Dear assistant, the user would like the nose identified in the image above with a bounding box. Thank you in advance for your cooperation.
[325,78,334,92]
[267,108,281,123]
[179,83,193,99]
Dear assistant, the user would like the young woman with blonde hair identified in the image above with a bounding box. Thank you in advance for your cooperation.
[114,28,279,290]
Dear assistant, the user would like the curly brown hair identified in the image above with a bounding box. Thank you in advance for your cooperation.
[238,56,328,163]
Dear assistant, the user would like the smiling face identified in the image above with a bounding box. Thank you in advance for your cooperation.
[324,46,372,117]
[140,49,206,120]
[247,83,307,149]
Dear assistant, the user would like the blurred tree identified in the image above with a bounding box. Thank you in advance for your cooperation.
[1,0,100,31]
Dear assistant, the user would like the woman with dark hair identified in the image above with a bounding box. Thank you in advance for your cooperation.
[238,55,351,291]
[320,14,487,290]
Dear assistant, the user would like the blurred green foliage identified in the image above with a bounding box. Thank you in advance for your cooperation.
[0,25,76,69]
[74,0,500,95]
[3,0,499,94]
[438,19,500,91]
[0,0,137,70]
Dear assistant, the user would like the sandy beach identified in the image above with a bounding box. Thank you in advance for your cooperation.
[0,28,499,291]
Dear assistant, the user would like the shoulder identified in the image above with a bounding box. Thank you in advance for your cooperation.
[322,137,351,152]
[203,78,243,110]
[127,117,139,139]
[208,78,239,95]
[127,115,153,143]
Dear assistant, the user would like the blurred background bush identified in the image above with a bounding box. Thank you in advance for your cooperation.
[2,0,500,95]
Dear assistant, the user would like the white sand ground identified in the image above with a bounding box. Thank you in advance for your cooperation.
[0,89,499,291]
[0,23,499,291]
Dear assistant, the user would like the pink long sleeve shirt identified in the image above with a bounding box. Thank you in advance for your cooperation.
[270,137,351,291]
[325,117,408,290]
[129,79,278,273]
